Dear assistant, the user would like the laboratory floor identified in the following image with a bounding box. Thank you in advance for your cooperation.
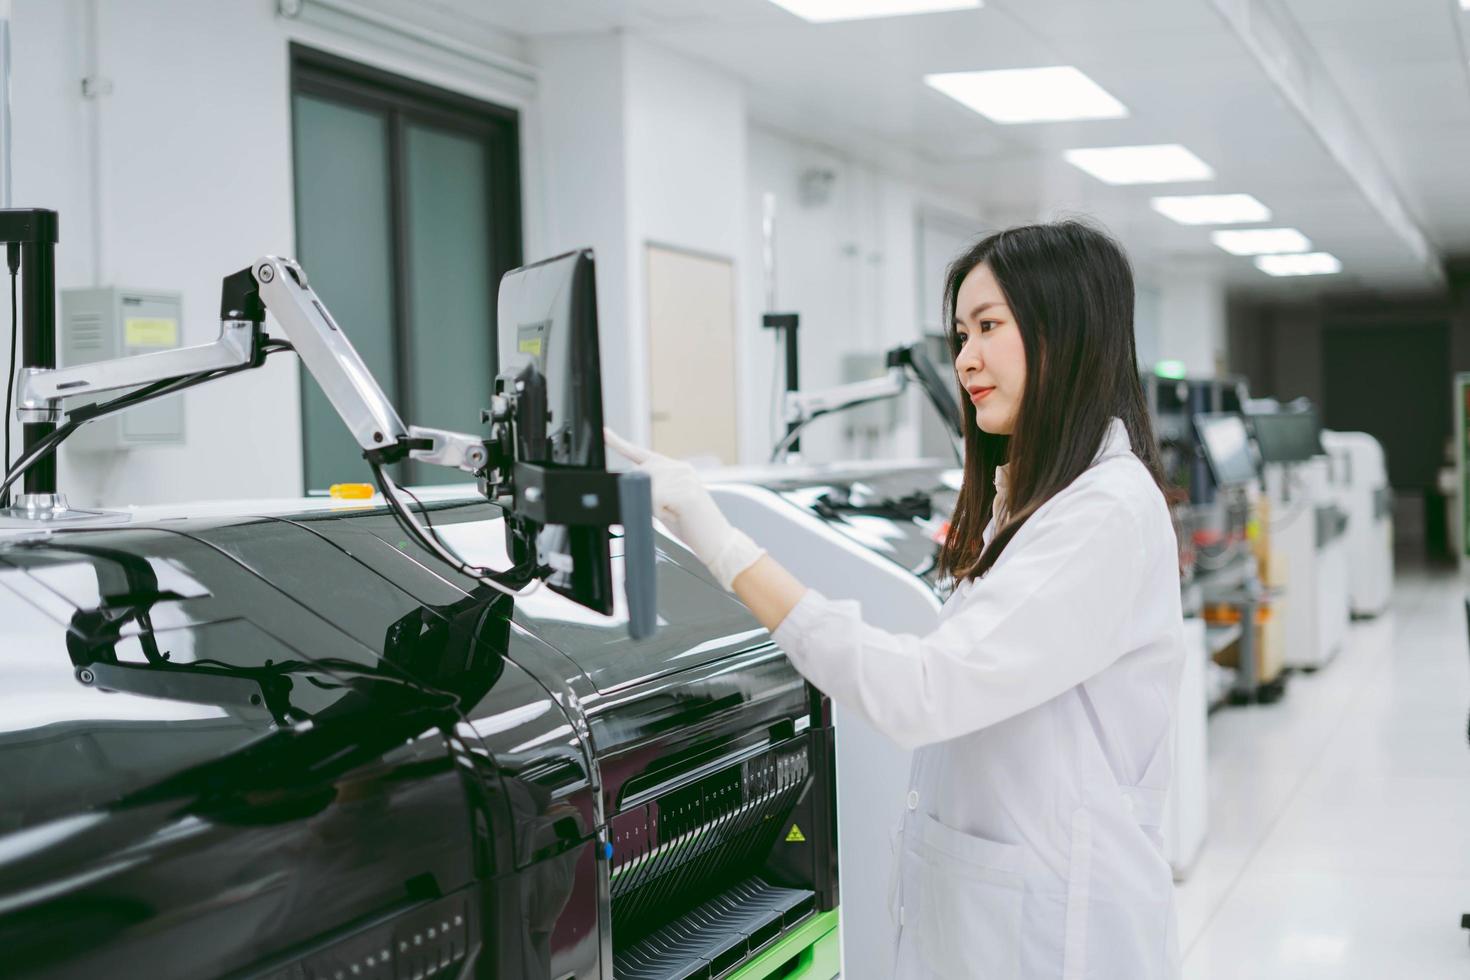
[1178,563,1470,978]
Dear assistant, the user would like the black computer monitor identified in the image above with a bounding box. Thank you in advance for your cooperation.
[495,249,614,614]
[1249,409,1324,464]
[1194,412,1259,487]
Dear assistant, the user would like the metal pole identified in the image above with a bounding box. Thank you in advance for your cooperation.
[0,209,60,499]
[0,210,121,525]
[20,236,57,495]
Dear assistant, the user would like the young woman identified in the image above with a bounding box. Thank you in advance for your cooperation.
[607,220,1184,978]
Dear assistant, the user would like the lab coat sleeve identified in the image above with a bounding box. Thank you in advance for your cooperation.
[770,485,1145,750]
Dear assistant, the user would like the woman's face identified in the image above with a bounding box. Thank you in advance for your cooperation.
[953,262,1026,435]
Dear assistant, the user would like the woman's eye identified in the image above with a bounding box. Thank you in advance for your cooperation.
[979,320,998,333]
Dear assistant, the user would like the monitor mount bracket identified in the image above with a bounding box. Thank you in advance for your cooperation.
[5,254,656,637]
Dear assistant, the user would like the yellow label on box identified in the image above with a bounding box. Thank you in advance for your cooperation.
[125,317,180,348]
[518,338,542,356]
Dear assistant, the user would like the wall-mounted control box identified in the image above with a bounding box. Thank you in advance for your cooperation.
[60,287,186,450]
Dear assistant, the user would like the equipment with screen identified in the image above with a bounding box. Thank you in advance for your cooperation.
[1249,408,1325,464]
[483,250,629,617]
[1194,412,1259,487]
[902,339,964,442]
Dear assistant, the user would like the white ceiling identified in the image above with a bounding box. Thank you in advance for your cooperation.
[409,0,1470,299]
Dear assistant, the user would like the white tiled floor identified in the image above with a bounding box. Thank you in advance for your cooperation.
[1177,565,1470,978]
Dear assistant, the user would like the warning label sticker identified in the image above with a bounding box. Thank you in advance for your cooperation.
[785,825,806,843]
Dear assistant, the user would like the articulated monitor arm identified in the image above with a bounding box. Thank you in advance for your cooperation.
[222,257,540,598]
[232,256,657,637]
[772,340,964,462]
[227,259,490,477]
[6,255,656,637]
[781,366,909,428]
[15,320,266,423]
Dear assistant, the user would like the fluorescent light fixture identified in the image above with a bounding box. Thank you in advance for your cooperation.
[1254,252,1341,277]
[1063,144,1213,185]
[925,66,1127,124]
[768,0,979,22]
[1211,228,1312,256]
[1151,193,1271,225]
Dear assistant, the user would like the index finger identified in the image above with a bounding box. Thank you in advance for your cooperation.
[603,428,651,465]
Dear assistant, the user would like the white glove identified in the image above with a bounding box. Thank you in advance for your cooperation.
[604,428,765,591]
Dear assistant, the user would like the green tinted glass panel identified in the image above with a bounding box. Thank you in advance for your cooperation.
[404,123,496,485]
[292,94,397,490]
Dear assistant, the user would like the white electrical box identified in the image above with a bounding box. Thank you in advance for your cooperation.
[60,287,186,450]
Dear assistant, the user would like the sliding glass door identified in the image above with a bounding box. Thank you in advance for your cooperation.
[290,46,520,489]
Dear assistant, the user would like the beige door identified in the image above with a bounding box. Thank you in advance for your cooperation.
[646,244,739,463]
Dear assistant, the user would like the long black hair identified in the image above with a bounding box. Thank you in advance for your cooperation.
[937,220,1167,582]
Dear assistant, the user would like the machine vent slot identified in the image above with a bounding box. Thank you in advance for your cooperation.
[613,878,815,980]
[69,313,104,353]
[609,740,810,949]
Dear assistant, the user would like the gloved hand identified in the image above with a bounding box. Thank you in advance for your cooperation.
[604,429,765,591]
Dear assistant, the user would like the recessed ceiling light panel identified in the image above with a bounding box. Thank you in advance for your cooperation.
[768,0,980,22]
[1151,193,1271,225]
[1063,144,1214,185]
[925,66,1127,124]
[1254,252,1341,276]
[1211,228,1311,256]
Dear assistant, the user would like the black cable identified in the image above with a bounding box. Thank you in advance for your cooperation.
[396,479,438,535]
[770,409,832,462]
[2,244,19,509]
[368,458,535,595]
[371,460,468,573]
[0,420,78,501]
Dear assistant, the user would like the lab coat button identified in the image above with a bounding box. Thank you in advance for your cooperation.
[906,790,919,810]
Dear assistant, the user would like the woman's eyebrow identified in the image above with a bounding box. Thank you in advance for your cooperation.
[967,301,1003,320]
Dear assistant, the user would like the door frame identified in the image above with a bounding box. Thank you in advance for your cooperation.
[644,240,739,463]
[288,44,523,487]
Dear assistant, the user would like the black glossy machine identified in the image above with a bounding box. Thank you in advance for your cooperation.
[0,224,840,979]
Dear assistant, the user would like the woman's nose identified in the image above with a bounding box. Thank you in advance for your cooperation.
[955,340,981,376]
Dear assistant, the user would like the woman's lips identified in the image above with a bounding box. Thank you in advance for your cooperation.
[969,386,995,404]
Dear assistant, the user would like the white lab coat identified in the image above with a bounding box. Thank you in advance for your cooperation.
[772,419,1184,979]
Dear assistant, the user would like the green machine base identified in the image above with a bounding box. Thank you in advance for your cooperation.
[727,909,840,980]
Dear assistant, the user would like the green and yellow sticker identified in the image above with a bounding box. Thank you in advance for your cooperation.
[124,317,180,348]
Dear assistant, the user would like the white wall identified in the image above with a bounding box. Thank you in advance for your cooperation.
[5,0,538,509]
[9,0,301,508]
[742,124,983,464]
[532,33,634,441]
[625,36,746,453]
[533,32,748,450]
[1155,265,1227,376]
